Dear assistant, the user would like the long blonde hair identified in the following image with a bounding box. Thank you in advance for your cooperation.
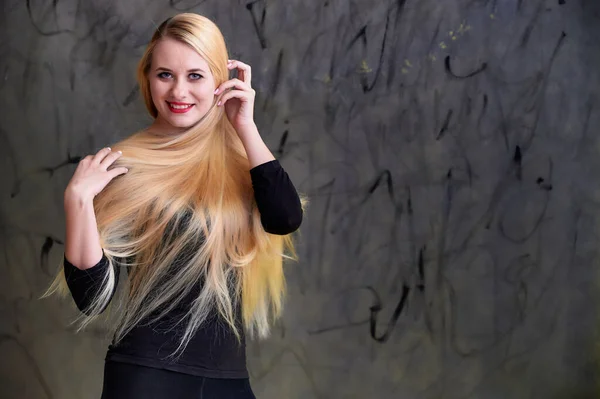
[44,13,302,358]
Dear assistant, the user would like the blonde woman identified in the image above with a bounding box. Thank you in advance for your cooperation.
[44,13,303,398]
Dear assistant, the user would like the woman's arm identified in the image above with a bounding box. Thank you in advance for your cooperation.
[235,125,302,235]
[250,159,303,235]
[63,191,118,315]
[63,252,118,315]
[236,123,275,168]
[62,147,128,314]
[63,147,127,267]
[64,189,104,269]
[215,59,303,234]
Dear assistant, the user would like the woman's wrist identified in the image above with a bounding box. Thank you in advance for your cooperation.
[236,125,275,168]
[64,185,93,211]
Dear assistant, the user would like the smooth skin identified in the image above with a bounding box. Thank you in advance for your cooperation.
[64,37,274,269]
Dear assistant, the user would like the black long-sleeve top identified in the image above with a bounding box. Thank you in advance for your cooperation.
[63,160,302,378]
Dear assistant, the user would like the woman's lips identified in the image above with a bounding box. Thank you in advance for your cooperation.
[167,101,194,114]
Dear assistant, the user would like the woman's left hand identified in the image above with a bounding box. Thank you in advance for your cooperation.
[215,59,256,134]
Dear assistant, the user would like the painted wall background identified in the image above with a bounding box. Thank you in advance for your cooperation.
[1,0,600,398]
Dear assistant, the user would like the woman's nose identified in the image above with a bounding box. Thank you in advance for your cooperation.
[170,80,188,99]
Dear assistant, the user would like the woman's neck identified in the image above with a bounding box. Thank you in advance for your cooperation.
[149,117,188,136]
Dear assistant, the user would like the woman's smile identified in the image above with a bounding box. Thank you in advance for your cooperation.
[166,101,195,113]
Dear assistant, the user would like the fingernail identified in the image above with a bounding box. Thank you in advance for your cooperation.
[107,147,111,151]
[214,88,219,94]
[217,101,222,106]
[118,150,122,154]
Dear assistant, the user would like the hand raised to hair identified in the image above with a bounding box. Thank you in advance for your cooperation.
[65,147,128,203]
[214,59,256,134]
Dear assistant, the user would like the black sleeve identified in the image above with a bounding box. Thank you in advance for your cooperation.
[250,159,303,235]
[63,252,119,315]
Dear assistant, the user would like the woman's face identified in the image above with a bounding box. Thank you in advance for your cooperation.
[148,37,217,132]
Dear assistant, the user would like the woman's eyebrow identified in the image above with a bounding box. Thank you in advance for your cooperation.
[155,67,206,73]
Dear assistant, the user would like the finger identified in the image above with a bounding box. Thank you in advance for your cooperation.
[92,147,113,164]
[215,78,250,95]
[108,167,129,179]
[99,150,123,170]
[216,78,248,94]
[217,90,252,107]
[228,60,252,85]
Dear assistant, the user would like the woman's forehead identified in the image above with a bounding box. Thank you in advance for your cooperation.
[151,37,210,72]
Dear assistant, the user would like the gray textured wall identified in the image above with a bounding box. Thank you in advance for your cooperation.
[2,0,600,398]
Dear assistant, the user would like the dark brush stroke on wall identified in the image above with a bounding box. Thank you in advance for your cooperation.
[246,0,268,49]
[41,236,64,277]
[26,0,74,36]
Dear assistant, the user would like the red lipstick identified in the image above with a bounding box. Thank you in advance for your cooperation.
[167,101,194,114]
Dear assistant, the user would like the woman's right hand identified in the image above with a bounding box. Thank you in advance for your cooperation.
[65,147,128,203]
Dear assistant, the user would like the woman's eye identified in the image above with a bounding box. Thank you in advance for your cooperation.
[156,72,202,80]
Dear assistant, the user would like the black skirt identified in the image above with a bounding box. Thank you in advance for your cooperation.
[100,360,257,399]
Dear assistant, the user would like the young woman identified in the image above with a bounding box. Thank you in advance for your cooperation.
[44,13,304,398]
